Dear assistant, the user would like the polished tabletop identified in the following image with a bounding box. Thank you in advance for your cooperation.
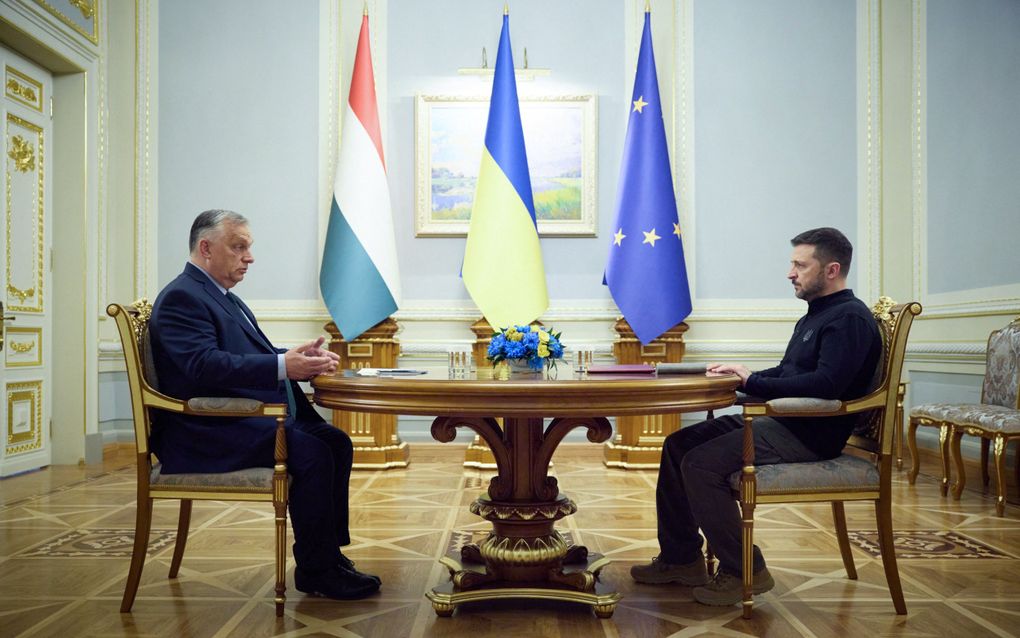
[312,367,741,418]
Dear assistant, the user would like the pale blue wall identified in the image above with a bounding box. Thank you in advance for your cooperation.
[387,0,625,302]
[158,0,320,299]
[694,0,857,298]
[926,0,1020,295]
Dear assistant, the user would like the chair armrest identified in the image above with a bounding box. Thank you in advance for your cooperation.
[735,392,766,405]
[764,397,843,415]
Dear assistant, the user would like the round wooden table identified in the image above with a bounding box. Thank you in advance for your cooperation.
[312,367,740,618]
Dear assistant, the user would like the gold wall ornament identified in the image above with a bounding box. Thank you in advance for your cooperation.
[69,0,95,19]
[7,284,35,303]
[7,136,35,173]
[5,67,43,112]
[5,78,37,103]
[9,340,35,354]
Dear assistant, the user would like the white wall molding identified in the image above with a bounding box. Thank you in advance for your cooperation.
[134,0,157,300]
[857,0,882,305]
[910,0,1020,319]
[0,0,99,59]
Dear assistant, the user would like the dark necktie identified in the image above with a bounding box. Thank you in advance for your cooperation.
[226,291,296,417]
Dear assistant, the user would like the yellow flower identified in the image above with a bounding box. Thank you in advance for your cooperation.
[538,343,550,357]
[538,330,550,343]
[506,327,523,342]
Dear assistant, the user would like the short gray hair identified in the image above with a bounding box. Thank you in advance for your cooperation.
[188,209,248,253]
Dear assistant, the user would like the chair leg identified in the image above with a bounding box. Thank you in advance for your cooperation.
[980,438,991,490]
[169,499,193,578]
[950,427,966,500]
[705,544,717,576]
[831,502,857,580]
[740,493,755,620]
[907,419,921,485]
[895,384,906,470]
[941,424,954,497]
[874,497,907,615]
[121,498,154,613]
[993,435,1007,517]
[274,494,288,617]
[1014,440,1020,497]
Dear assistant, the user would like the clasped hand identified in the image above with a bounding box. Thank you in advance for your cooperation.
[285,336,340,380]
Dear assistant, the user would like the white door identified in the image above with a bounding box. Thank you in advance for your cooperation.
[0,47,52,476]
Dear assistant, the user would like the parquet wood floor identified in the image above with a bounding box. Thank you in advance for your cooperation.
[1,444,1018,637]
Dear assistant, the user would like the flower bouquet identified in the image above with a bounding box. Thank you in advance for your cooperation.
[487,325,564,372]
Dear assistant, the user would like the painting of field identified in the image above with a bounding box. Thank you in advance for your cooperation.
[428,102,585,223]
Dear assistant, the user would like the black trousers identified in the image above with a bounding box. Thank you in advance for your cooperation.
[284,418,354,569]
[655,414,821,575]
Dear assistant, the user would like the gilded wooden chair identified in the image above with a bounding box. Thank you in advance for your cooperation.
[731,298,920,619]
[908,317,1020,516]
[107,301,290,617]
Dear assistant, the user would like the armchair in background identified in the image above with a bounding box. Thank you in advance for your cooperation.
[908,317,1020,516]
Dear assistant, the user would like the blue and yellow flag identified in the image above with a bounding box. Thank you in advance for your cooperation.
[462,12,548,329]
[604,9,692,344]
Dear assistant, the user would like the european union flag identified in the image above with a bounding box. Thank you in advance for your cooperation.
[604,9,692,345]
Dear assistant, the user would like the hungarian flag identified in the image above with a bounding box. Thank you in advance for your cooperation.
[319,12,401,340]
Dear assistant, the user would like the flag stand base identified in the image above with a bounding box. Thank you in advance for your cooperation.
[325,318,409,470]
[603,319,688,469]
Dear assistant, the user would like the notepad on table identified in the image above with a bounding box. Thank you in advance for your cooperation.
[356,368,427,377]
[586,364,656,374]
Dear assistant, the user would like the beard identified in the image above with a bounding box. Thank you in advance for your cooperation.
[794,277,826,301]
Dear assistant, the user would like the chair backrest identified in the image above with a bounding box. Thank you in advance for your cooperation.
[981,317,1020,409]
[107,300,159,456]
[847,298,922,456]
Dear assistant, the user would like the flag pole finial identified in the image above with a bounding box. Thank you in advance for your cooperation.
[363,1,368,16]
[504,3,509,16]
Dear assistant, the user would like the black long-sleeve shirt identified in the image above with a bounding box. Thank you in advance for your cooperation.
[743,289,881,458]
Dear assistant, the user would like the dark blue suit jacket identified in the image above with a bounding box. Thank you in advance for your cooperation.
[149,262,322,473]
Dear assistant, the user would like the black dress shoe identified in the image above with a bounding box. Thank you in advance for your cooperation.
[338,553,382,586]
[294,565,379,600]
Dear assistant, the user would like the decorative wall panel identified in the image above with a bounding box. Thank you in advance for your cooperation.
[32,0,99,45]
[6,380,42,456]
[5,326,42,367]
[5,113,44,313]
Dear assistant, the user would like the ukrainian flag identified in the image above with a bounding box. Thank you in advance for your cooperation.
[462,11,548,330]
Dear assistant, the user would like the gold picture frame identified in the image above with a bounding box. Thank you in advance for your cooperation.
[414,94,597,237]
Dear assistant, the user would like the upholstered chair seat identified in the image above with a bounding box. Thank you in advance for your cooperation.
[150,464,283,491]
[911,403,1020,433]
[729,454,879,496]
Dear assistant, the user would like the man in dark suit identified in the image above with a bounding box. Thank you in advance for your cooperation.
[149,209,379,600]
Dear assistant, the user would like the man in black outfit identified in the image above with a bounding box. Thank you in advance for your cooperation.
[631,227,881,606]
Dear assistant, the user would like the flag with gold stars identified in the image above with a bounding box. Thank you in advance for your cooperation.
[603,8,691,345]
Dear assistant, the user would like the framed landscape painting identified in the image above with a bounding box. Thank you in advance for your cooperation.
[414,94,597,237]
